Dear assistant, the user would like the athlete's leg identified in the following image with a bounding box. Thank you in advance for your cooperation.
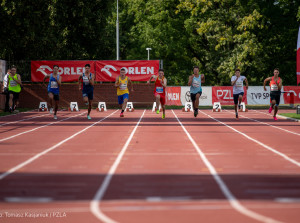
[8,92,13,111]
[48,92,54,109]
[155,94,161,113]
[122,98,128,111]
[88,100,92,115]
[233,94,239,119]
[195,93,200,110]
[161,96,166,119]
[238,94,243,107]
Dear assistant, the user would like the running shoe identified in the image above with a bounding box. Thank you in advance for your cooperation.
[273,116,278,121]
[54,115,57,120]
[194,109,198,117]
[268,106,273,113]
[238,104,241,110]
[236,113,239,120]
[87,115,91,120]
[120,112,124,117]
[85,102,89,106]
[162,113,165,119]
[9,107,12,113]
[49,108,53,114]
[156,109,159,114]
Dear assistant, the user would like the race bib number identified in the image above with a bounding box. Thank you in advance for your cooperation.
[271,84,278,91]
[50,81,58,88]
[192,80,200,88]
[236,81,243,87]
[10,80,17,87]
[156,86,163,93]
[119,83,127,90]
[83,76,89,85]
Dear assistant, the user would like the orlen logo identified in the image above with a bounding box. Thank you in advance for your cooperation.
[36,65,85,76]
[101,65,155,76]
[217,90,233,100]
[101,65,117,77]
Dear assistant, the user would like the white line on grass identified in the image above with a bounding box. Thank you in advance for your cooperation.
[172,110,281,223]
[90,110,146,223]
[0,110,118,180]
[0,113,49,126]
[224,110,300,136]
[0,112,86,142]
[200,110,300,167]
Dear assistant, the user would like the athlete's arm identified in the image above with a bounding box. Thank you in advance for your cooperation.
[244,77,248,90]
[162,77,167,88]
[57,75,62,86]
[128,77,134,92]
[201,74,205,83]
[147,75,156,84]
[188,75,194,86]
[263,77,271,91]
[114,76,120,88]
[231,76,238,86]
[43,75,50,87]
[278,78,283,91]
[78,74,83,90]
[89,74,95,86]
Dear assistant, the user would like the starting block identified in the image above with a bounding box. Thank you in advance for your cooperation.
[126,102,134,112]
[238,102,248,112]
[212,102,222,112]
[69,102,79,112]
[182,102,193,112]
[39,102,48,112]
[96,102,107,112]
[152,102,162,112]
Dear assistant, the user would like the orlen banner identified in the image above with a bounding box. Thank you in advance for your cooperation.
[165,87,181,105]
[283,86,300,104]
[212,86,247,105]
[31,61,95,82]
[96,60,159,82]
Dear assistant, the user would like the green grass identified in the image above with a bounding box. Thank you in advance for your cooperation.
[0,108,33,117]
[279,113,300,120]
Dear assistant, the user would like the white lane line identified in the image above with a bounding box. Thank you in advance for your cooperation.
[252,109,300,122]
[0,112,86,142]
[224,110,300,136]
[200,110,300,168]
[5,197,53,203]
[172,110,281,223]
[90,110,146,223]
[0,113,49,126]
[0,110,118,180]
[275,198,300,203]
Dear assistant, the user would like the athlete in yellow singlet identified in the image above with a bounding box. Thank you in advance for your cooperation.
[115,68,133,117]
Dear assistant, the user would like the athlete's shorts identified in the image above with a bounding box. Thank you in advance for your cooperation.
[82,89,93,100]
[190,91,202,102]
[270,91,281,106]
[8,91,20,100]
[233,92,244,105]
[154,93,166,105]
[118,93,129,105]
[48,91,59,101]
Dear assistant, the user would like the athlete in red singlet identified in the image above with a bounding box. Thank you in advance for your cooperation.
[263,68,282,120]
[147,69,167,119]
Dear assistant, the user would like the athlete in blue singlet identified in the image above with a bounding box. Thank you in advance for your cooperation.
[78,64,95,120]
[188,66,205,117]
[43,65,61,119]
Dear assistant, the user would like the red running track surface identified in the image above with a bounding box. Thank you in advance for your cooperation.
[0,109,299,223]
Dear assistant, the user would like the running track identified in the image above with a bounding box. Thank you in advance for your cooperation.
[0,109,299,223]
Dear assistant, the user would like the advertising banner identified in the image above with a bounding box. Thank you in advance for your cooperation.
[212,86,247,105]
[181,86,212,106]
[96,60,160,82]
[31,61,95,82]
[165,87,181,105]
